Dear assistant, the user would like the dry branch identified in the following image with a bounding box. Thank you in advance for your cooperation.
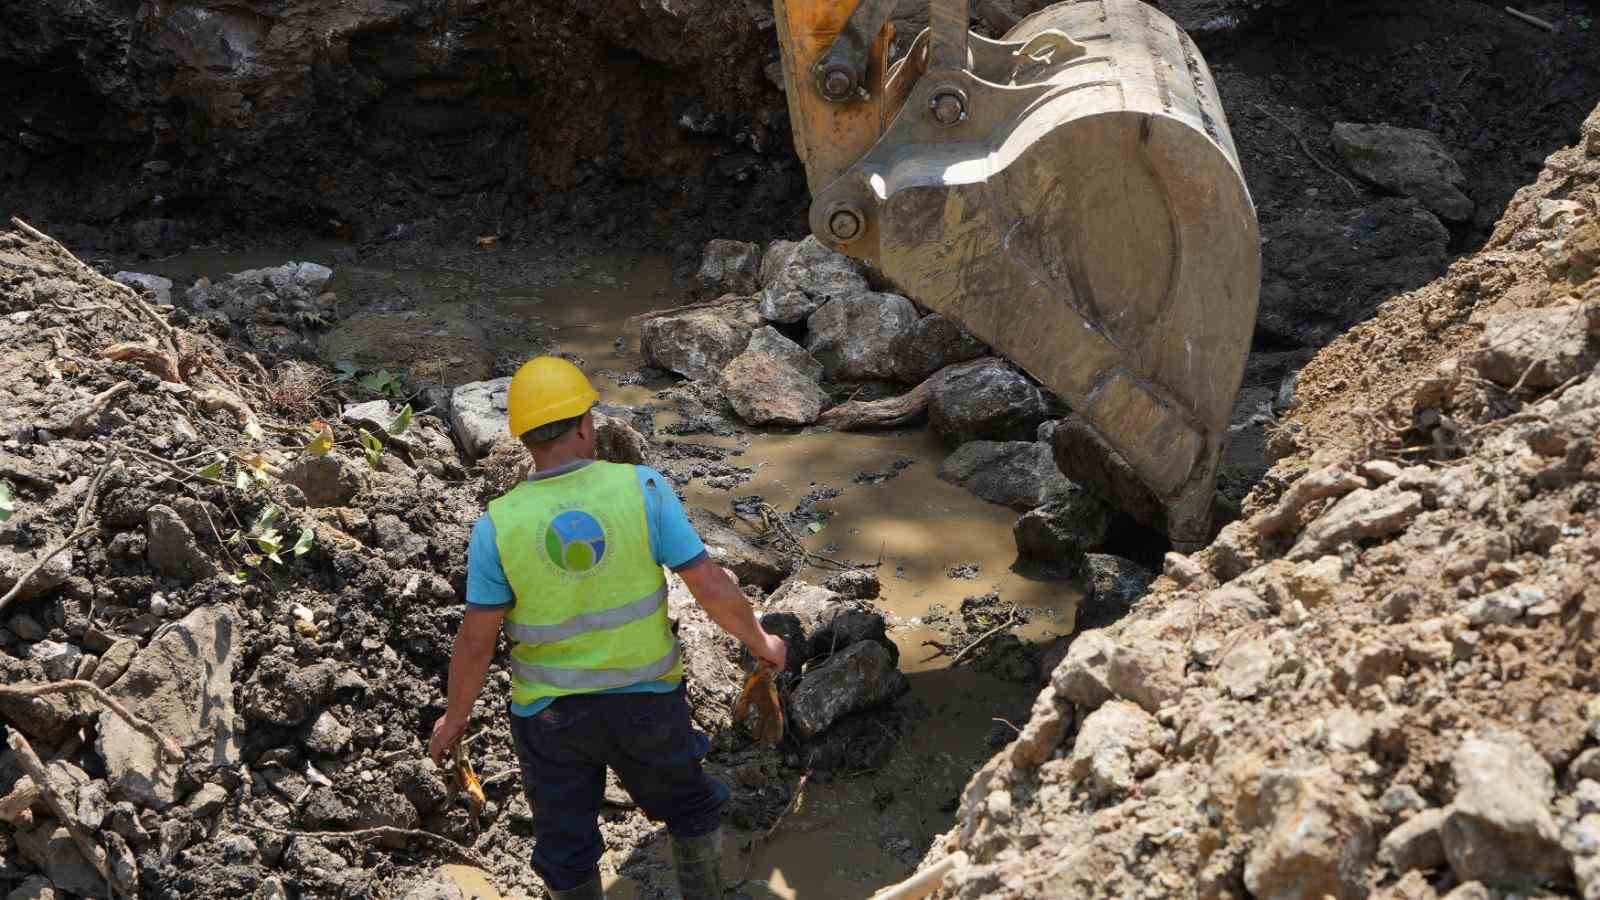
[71,381,135,437]
[869,851,968,900]
[242,819,489,867]
[1252,464,1365,537]
[0,680,184,762]
[101,342,182,384]
[820,380,936,430]
[7,730,121,897]
[0,457,116,614]
[1503,5,1557,31]
[1253,104,1359,198]
[948,609,1021,667]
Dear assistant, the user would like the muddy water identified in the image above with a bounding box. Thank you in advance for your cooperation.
[131,241,1072,898]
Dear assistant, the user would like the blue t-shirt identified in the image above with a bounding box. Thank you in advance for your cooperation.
[465,461,707,716]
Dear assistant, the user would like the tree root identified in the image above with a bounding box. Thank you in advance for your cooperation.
[0,457,116,614]
[100,342,182,384]
[0,680,184,762]
[819,358,989,431]
[242,819,490,868]
[7,730,126,898]
[1253,464,1365,537]
[71,381,135,437]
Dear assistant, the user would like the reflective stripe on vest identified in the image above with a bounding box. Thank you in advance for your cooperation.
[507,643,681,692]
[502,583,668,646]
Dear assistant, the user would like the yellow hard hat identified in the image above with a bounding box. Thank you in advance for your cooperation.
[506,356,599,438]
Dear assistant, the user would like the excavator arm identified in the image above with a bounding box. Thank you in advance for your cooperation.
[772,0,1261,548]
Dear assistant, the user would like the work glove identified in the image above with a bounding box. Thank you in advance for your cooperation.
[733,665,785,746]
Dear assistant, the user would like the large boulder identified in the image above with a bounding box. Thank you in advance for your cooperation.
[1013,490,1113,569]
[686,507,791,590]
[1441,730,1567,889]
[887,314,988,383]
[719,344,830,426]
[1331,122,1473,222]
[937,441,1075,511]
[757,236,870,324]
[641,300,763,381]
[746,325,823,382]
[1258,198,1448,348]
[804,292,921,381]
[1468,304,1599,391]
[928,358,1052,443]
[695,239,761,296]
[448,377,512,462]
[787,640,908,739]
[98,606,240,810]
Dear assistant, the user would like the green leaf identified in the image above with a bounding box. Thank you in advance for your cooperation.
[234,469,252,492]
[805,522,824,534]
[387,403,414,436]
[223,570,250,585]
[0,483,13,523]
[292,528,315,557]
[196,458,225,479]
[358,429,384,469]
[304,422,334,457]
[253,504,283,535]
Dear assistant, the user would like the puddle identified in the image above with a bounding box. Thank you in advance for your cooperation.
[128,241,1075,898]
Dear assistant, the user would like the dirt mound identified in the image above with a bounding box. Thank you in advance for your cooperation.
[905,106,1600,899]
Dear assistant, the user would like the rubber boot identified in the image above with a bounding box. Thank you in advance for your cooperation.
[547,874,605,900]
[670,828,725,900]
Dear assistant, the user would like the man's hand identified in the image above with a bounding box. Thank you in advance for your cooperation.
[753,630,787,671]
[429,713,469,767]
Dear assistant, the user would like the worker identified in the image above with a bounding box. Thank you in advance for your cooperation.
[428,356,788,900]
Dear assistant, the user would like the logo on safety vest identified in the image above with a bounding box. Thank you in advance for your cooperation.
[545,509,607,573]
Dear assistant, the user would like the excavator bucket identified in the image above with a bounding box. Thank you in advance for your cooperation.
[772,0,1260,547]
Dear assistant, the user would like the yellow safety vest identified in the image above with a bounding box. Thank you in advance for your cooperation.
[487,461,681,708]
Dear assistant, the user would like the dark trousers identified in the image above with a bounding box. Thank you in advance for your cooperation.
[509,686,728,891]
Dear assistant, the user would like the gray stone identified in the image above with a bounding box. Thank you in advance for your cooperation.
[887,314,988,383]
[280,453,364,507]
[1084,554,1156,612]
[91,638,138,689]
[0,543,73,605]
[1462,584,1546,626]
[372,513,427,564]
[448,377,511,462]
[74,780,108,831]
[758,236,870,324]
[241,649,338,727]
[305,710,353,756]
[1107,640,1184,714]
[6,875,61,900]
[15,824,106,898]
[804,291,920,381]
[641,301,763,381]
[1379,807,1448,874]
[1219,640,1274,700]
[823,569,880,600]
[696,239,762,296]
[928,357,1052,444]
[937,441,1075,511]
[112,271,174,305]
[186,783,228,818]
[1379,785,1427,816]
[719,345,829,426]
[1052,631,1115,709]
[809,609,897,666]
[1244,767,1377,900]
[787,640,907,739]
[1469,304,1599,391]
[1070,700,1165,798]
[145,504,215,580]
[27,641,80,681]
[99,606,239,810]
[1013,491,1112,568]
[1287,487,1423,561]
[759,239,801,288]
[1331,122,1473,222]
[686,507,790,591]
[6,614,44,641]
[746,326,824,382]
[1441,730,1567,889]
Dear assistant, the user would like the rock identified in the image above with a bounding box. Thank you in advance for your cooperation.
[91,638,138,688]
[1013,492,1112,568]
[809,609,897,666]
[758,236,870,324]
[887,314,988,383]
[937,441,1075,511]
[144,504,215,580]
[928,358,1052,444]
[1331,122,1473,222]
[1219,640,1274,700]
[448,377,511,462]
[305,711,353,756]
[759,239,801,288]
[1083,554,1156,612]
[0,543,72,605]
[765,580,847,630]
[6,876,60,900]
[1107,640,1184,714]
[1162,552,1211,588]
[1326,708,1374,753]
[1441,730,1567,888]
[685,507,790,591]
[15,824,106,898]
[186,783,228,818]
[1469,305,1600,391]
[1585,105,1600,157]
[1287,487,1423,561]
[642,300,763,381]
[1245,767,1378,900]
[280,453,364,507]
[1069,700,1166,798]
[1379,808,1449,874]
[593,410,651,466]
[98,606,238,810]
[372,513,428,563]
[74,780,108,831]
[666,572,747,734]
[27,641,80,681]
[804,291,920,381]
[1257,198,1449,348]
[1462,584,1546,626]
[822,569,879,600]
[746,325,824,382]
[6,614,44,641]
[242,650,338,727]
[1380,785,1428,816]
[112,271,174,305]
[719,345,829,426]
[787,640,908,739]
[696,239,761,296]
